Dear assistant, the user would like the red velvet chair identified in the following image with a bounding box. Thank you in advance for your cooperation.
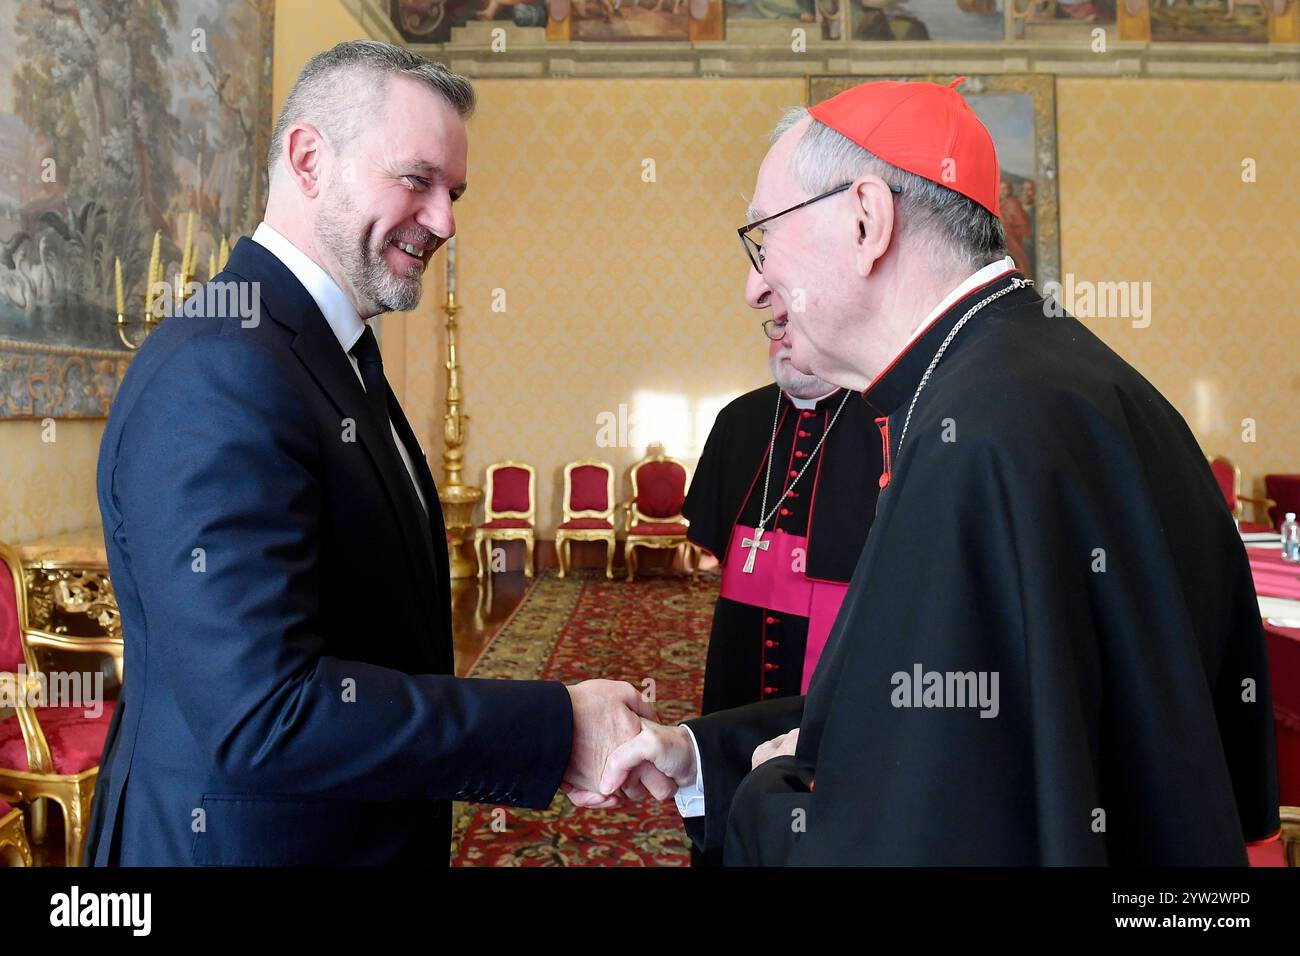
[474,461,537,579]
[1266,474,1300,532]
[556,460,617,580]
[0,539,120,866]
[622,456,696,582]
[0,799,32,866]
[1207,455,1275,533]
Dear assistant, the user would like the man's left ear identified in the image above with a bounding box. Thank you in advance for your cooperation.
[850,178,894,279]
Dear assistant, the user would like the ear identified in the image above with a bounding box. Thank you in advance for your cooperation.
[849,176,896,280]
[282,123,329,199]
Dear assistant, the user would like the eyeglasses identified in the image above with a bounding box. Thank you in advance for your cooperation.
[762,319,786,341]
[739,181,902,274]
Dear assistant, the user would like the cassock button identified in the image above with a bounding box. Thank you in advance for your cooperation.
[765,639,777,648]
[798,430,810,438]
[788,491,798,498]
[764,663,778,671]
[780,508,790,516]
[765,616,779,624]
[794,450,806,459]
[764,686,778,695]
[789,469,798,478]
[801,411,813,418]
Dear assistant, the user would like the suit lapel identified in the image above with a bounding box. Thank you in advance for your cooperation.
[387,393,454,666]
[225,238,443,633]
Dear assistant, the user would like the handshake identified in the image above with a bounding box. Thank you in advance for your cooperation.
[560,680,799,810]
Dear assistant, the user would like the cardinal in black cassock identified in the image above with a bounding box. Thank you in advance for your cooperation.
[682,337,881,865]
[594,78,1280,866]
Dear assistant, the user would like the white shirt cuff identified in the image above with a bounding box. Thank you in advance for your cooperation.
[673,724,706,818]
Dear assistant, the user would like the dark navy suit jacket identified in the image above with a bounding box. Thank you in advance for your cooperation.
[84,237,572,866]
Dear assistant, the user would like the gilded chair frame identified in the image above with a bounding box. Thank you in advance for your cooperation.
[622,455,697,583]
[0,539,122,867]
[474,460,537,579]
[0,804,33,866]
[1281,806,1300,868]
[556,459,617,580]
[1208,454,1277,527]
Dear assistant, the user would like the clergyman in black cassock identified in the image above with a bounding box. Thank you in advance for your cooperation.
[683,268,1280,865]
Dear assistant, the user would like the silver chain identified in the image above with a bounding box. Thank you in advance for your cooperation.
[895,277,1032,458]
[756,388,853,532]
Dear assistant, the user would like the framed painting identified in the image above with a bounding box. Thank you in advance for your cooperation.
[0,0,274,419]
[810,73,1060,289]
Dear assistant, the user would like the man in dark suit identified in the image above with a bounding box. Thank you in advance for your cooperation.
[84,40,668,866]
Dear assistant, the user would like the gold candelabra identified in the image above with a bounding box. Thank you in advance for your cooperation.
[113,212,229,351]
[436,237,484,579]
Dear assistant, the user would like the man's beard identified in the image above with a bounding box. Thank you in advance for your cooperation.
[770,351,837,401]
[314,182,432,313]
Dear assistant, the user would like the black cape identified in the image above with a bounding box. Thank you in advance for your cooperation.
[684,272,1280,865]
[684,385,881,713]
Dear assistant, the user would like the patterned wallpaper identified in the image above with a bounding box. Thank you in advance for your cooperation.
[1056,77,1300,503]
[0,419,104,544]
[2,73,1296,545]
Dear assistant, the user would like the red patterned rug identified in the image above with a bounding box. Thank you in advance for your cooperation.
[450,570,717,866]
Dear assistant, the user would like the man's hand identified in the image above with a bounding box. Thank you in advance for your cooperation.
[563,680,675,809]
[588,718,698,802]
[751,727,799,769]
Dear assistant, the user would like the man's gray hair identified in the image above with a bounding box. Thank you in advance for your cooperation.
[771,107,1006,274]
[269,40,475,179]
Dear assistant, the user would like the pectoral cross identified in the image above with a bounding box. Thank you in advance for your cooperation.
[740,527,770,574]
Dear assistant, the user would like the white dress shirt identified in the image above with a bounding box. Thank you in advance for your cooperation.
[251,222,428,514]
[674,255,1019,819]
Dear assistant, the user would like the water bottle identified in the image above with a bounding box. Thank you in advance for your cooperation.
[1282,513,1300,563]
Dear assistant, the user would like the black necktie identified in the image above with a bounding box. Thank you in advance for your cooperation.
[350,325,429,519]
[350,325,391,430]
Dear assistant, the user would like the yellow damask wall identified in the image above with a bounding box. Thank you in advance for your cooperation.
[1056,77,1299,503]
[0,420,104,544]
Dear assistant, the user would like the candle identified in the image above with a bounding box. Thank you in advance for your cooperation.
[446,235,457,300]
[114,257,124,316]
[209,251,216,280]
[146,231,161,316]
[218,236,229,270]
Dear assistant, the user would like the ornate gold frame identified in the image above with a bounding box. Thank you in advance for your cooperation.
[622,455,697,583]
[0,339,132,419]
[1208,453,1277,526]
[1282,805,1300,868]
[473,460,538,579]
[556,459,617,580]
[0,539,123,866]
[0,805,33,867]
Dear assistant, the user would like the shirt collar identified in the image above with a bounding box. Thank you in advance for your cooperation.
[786,388,841,410]
[861,257,1022,418]
[252,221,367,355]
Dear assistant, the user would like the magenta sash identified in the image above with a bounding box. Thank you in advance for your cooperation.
[719,524,849,694]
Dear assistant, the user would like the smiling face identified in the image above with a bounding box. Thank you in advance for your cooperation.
[743,117,869,388]
[312,74,468,315]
